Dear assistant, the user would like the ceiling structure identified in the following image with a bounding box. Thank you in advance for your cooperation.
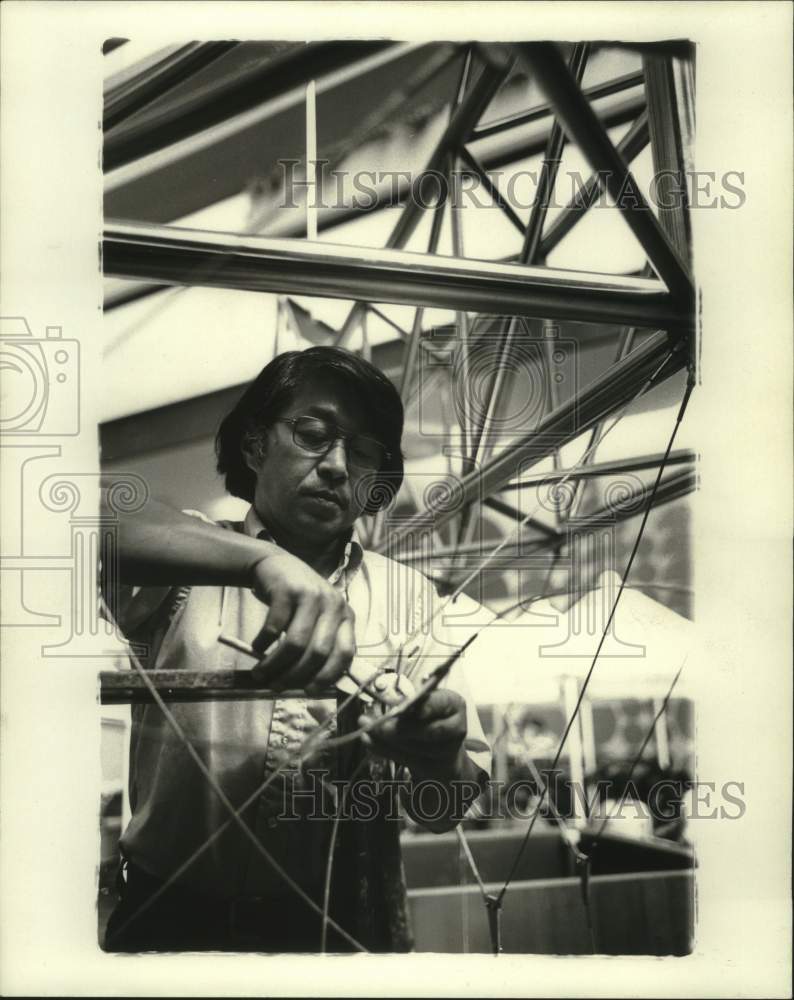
[101,38,696,619]
[99,36,699,956]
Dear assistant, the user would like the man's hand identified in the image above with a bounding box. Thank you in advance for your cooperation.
[249,551,355,695]
[357,689,468,779]
[106,494,357,695]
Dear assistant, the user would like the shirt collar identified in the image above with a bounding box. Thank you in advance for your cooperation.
[243,506,364,586]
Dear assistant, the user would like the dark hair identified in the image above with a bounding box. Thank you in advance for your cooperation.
[215,346,404,515]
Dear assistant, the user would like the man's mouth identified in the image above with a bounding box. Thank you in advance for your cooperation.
[302,489,344,508]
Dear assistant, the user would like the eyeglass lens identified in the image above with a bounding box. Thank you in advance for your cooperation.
[291,416,385,470]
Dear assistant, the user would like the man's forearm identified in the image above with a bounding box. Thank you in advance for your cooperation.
[102,494,275,589]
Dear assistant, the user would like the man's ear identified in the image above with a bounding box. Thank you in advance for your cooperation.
[241,432,265,473]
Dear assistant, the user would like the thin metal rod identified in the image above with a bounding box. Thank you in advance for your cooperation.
[590,665,683,842]
[458,146,525,234]
[112,649,368,951]
[386,58,511,253]
[521,43,589,264]
[449,163,473,465]
[514,43,694,304]
[106,657,375,950]
[246,43,461,236]
[500,447,694,490]
[455,826,489,900]
[399,171,449,400]
[482,495,562,539]
[360,304,371,362]
[496,377,693,902]
[578,466,695,522]
[305,79,318,241]
[377,330,686,553]
[509,46,588,537]
[537,111,650,259]
[332,57,511,347]
[470,43,586,474]
[470,69,645,140]
[366,304,409,339]
[321,757,369,952]
[396,535,550,565]
[564,324,639,520]
[397,469,695,567]
[541,324,566,532]
[466,48,583,476]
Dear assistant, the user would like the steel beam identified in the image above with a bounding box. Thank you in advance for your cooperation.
[103,90,646,312]
[104,41,392,171]
[104,222,689,329]
[376,328,687,554]
[514,43,694,305]
[334,56,511,348]
[104,42,239,132]
[643,53,695,267]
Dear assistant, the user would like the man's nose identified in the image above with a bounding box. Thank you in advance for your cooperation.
[317,439,349,478]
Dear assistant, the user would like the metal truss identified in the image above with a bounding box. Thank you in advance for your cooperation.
[102,35,696,685]
[101,39,697,955]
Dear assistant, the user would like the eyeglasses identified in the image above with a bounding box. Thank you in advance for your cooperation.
[276,415,391,472]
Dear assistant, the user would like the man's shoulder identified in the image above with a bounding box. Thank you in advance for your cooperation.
[183,509,244,533]
[357,545,439,591]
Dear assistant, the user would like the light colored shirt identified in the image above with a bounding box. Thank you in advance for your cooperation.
[113,507,491,899]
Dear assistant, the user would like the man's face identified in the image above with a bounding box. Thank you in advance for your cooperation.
[244,376,378,548]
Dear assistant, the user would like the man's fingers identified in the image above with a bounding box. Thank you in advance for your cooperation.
[304,616,356,694]
[248,552,359,691]
[252,590,293,654]
[370,714,465,748]
[282,605,350,689]
[255,592,354,691]
[257,594,321,679]
[403,688,462,721]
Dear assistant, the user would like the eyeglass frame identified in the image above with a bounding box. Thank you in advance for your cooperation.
[274,415,392,471]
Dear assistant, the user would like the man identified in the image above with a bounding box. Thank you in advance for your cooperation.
[102,346,490,953]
